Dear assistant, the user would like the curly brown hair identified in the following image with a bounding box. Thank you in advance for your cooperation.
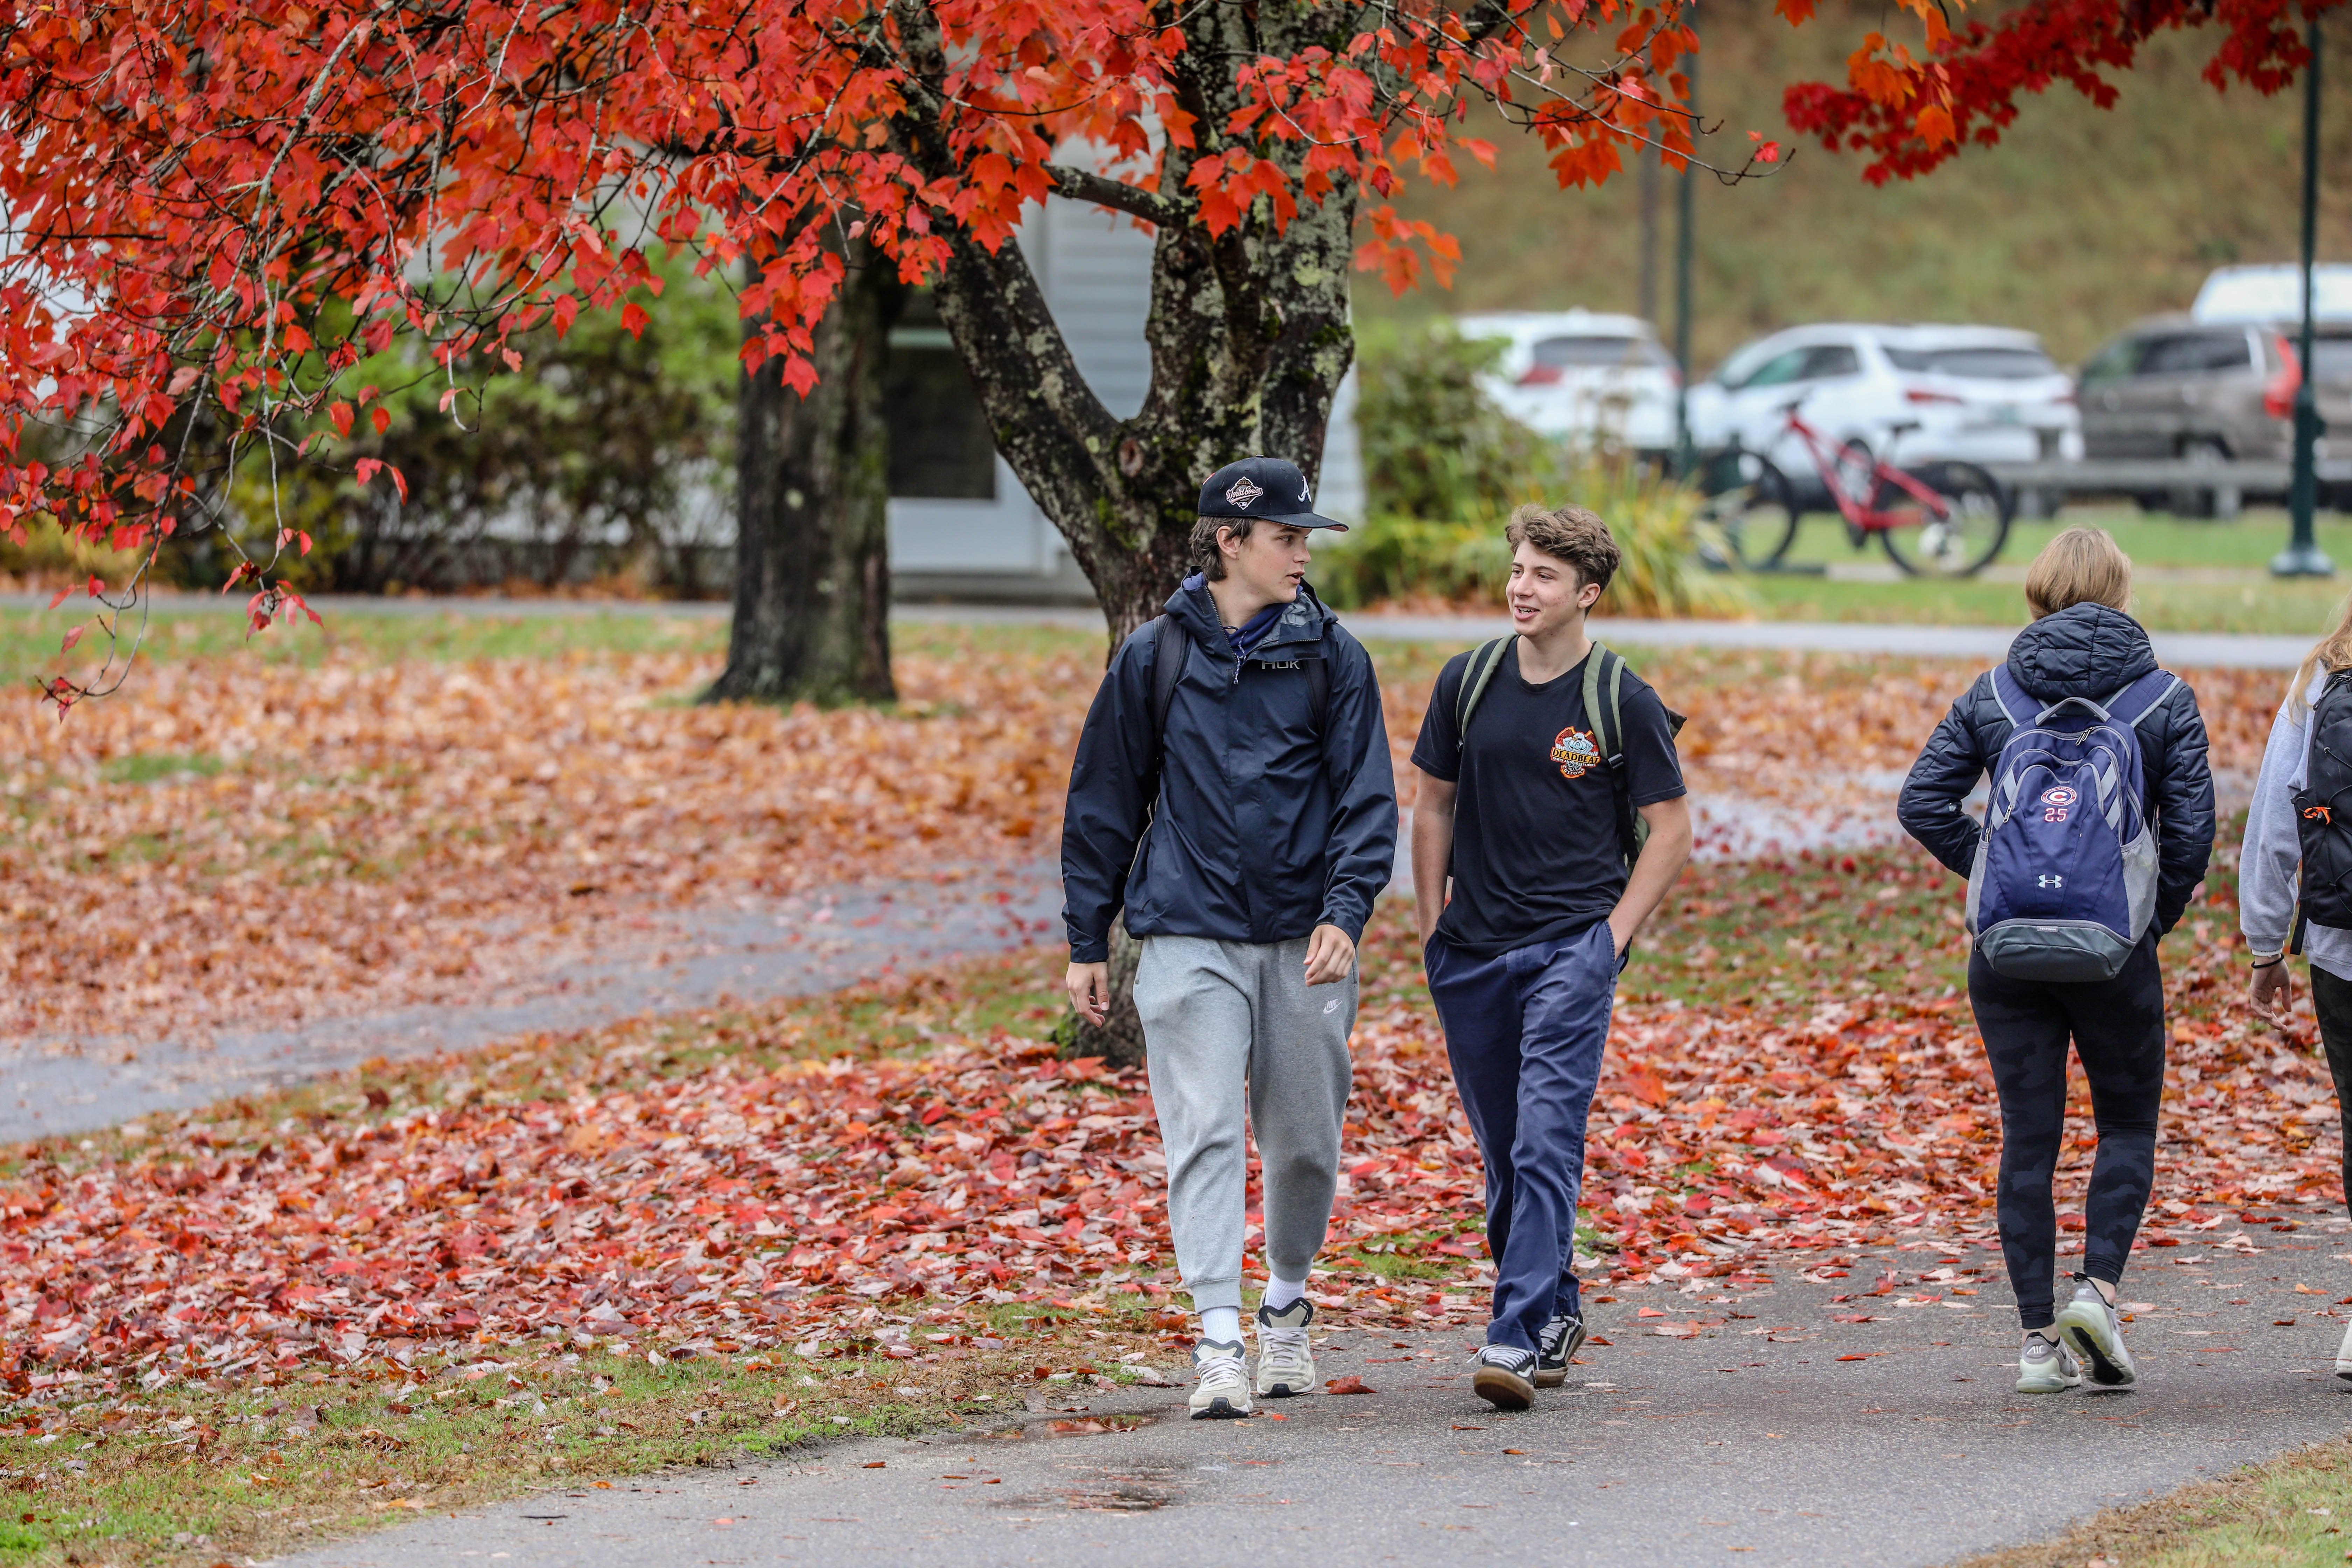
[1504,503,1619,594]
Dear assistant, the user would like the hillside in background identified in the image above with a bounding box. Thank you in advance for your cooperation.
[1356,0,2352,369]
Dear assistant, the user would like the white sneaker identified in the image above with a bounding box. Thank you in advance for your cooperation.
[2015,1332,2081,1394]
[1189,1339,1253,1420]
[1255,1299,1315,1398]
[2055,1279,2137,1388]
[2335,1320,2352,1383]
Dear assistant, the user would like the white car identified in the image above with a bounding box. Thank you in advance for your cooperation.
[1454,310,1680,457]
[1686,323,2083,502]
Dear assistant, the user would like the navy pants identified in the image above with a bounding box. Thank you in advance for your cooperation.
[1425,921,1618,1352]
[1967,933,2166,1331]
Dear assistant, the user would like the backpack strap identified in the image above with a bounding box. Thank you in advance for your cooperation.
[1307,649,1331,736]
[1146,614,1188,798]
[2114,670,2180,730]
[1583,642,1628,763]
[1987,666,2030,730]
[1454,637,1513,754]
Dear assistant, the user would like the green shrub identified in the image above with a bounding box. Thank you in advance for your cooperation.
[1356,321,1560,522]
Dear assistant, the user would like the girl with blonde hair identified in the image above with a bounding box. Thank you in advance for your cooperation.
[2243,590,2352,1381]
[1901,526,2214,1395]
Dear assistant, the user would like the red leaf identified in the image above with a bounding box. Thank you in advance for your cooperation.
[1324,1375,1373,1395]
[59,625,83,654]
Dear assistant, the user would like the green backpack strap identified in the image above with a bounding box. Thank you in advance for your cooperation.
[1581,642,1647,869]
[1454,636,1513,755]
[1582,642,1626,765]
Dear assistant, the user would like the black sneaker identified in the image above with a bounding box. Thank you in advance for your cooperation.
[1534,1311,1588,1389]
[1471,1345,1537,1411]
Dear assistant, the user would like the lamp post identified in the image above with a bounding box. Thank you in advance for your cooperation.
[2275,9,2336,579]
[1673,2,1698,477]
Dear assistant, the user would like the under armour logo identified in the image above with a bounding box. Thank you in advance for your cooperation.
[1225,476,1264,508]
[2037,874,2065,889]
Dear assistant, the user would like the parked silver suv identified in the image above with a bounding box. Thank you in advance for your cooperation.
[2077,314,2352,513]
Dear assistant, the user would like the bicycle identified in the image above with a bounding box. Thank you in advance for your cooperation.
[1697,394,2014,578]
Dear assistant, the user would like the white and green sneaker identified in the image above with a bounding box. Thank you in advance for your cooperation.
[1189,1339,1253,1420]
[1254,1299,1316,1399]
[2055,1279,2137,1388]
[2015,1332,2081,1394]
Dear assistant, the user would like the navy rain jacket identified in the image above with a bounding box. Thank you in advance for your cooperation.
[1897,601,2216,936]
[1060,579,1397,964]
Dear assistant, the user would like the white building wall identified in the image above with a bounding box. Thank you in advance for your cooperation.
[887,197,1362,592]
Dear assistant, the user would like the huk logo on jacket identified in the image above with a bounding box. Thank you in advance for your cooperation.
[1225,475,1264,508]
[1550,726,1601,780]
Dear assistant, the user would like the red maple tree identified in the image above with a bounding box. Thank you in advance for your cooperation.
[1782,0,2342,184]
[0,0,1779,704]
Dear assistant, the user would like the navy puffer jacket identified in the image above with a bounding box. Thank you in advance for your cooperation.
[1060,579,1396,964]
[1897,602,2216,936]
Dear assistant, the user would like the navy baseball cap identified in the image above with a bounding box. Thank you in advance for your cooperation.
[1197,455,1348,531]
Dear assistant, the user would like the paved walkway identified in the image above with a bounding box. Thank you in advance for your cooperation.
[279,1237,2352,1568]
[0,864,1063,1144]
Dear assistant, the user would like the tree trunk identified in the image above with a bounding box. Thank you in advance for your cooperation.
[706,249,901,706]
[890,2,1365,1066]
[1059,918,1147,1066]
[889,0,1359,662]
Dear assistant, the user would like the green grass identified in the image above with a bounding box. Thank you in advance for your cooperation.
[0,601,731,688]
[95,754,226,786]
[1732,569,2343,634]
[1707,504,2352,634]
[1776,506,2352,574]
[1962,1437,2352,1568]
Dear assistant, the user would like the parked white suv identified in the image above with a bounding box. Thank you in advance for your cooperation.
[1454,310,1679,458]
[1686,323,2082,502]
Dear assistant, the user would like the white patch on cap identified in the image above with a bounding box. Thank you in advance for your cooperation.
[1225,476,1264,508]
[1298,476,1311,502]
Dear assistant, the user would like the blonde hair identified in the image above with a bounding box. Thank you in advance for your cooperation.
[2292,592,2352,719]
[2023,526,2133,620]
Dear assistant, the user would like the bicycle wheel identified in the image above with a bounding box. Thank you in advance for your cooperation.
[1877,462,2011,578]
[1696,456,1800,569]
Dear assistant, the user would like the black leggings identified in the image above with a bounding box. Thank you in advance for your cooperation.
[1968,935,2166,1331]
[2311,966,2352,1214]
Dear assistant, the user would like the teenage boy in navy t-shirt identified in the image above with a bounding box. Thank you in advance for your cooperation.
[1409,503,1692,1412]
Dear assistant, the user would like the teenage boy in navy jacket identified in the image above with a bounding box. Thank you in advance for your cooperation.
[1062,456,1397,1420]
[1411,504,1692,1411]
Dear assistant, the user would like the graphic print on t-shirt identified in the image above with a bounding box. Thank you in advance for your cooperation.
[1408,640,1687,956]
[1551,726,1601,779]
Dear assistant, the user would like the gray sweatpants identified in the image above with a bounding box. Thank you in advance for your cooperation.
[1133,935,1358,1314]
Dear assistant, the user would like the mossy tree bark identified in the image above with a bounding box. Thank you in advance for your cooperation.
[888,0,1359,658]
[707,248,904,706]
[1062,919,1148,1067]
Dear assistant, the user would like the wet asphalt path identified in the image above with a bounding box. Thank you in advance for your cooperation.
[278,1233,2352,1568]
[0,865,1062,1145]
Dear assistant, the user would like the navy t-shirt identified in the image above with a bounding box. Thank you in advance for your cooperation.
[1410,641,1686,955]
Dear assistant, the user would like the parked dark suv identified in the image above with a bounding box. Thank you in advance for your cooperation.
[2077,314,2352,514]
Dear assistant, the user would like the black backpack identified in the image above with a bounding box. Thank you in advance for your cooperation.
[1142,614,1331,790]
[2295,668,2352,939]
[1456,636,1685,871]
